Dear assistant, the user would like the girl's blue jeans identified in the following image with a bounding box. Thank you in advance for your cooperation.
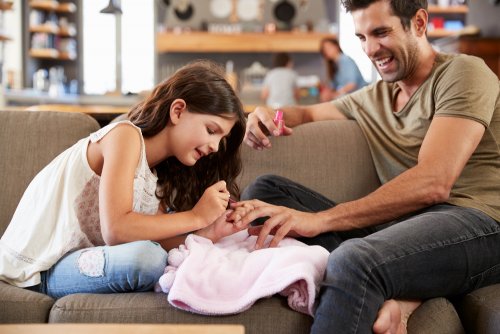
[28,240,167,299]
[242,174,500,334]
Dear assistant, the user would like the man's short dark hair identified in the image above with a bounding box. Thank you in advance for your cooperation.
[341,0,428,30]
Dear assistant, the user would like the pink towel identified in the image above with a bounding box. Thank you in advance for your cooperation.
[155,230,329,316]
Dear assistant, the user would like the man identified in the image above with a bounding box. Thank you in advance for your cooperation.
[231,0,500,333]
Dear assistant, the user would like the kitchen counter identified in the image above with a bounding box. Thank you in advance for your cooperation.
[3,89,142,107]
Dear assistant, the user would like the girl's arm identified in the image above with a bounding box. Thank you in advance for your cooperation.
[90,124,229,246]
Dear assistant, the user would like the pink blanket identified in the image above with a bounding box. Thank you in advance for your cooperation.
[155,230,329,316]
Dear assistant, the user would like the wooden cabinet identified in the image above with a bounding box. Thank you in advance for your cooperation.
[23,0,80,92]
[157,32,336,53]
[457,37,500,79]
[427,5,469,38]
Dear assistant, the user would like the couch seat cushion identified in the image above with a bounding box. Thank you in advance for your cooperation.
[49,292,312,334]
[0,281,54,323]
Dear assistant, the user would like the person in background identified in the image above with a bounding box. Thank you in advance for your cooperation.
[261,52,300,109]
[235,0,500,333]
[319,37,368,102]
[0,60,247,299]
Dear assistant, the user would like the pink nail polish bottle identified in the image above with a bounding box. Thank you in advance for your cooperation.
[274,110,284,136]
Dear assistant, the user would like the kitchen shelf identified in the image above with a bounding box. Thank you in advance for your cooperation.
[29,48,76,60]
[24,0,80,90]
[30,24,59,34]
[29,24,76,37]
[157,32,336,53]
[427,4,469,40]
[428,28,460,38]
[55,2,76,13]
[29,0,58,11]
[30,1,76,13]
[428,5,468,14]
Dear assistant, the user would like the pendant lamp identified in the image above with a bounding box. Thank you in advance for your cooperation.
[100,0,122,14]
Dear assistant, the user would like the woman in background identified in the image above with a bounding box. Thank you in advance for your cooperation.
[320,38,368,102]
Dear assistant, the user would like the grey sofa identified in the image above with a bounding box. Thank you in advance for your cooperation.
[0,110,498,333]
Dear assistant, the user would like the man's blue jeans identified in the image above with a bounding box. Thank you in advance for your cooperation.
[242,175,500,334]
[29,240,167,299]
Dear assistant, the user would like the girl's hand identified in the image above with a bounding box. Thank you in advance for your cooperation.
[191,180,230,228]
[195,210,245,243]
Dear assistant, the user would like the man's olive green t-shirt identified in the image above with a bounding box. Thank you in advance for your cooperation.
[332,53,500,222]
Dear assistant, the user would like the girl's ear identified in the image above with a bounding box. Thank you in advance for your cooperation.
[169,99,187,125]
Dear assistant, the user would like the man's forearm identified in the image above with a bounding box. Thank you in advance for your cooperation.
[317,165,447,232]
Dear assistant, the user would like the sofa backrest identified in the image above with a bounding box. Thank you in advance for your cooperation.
[0,110,100,236]
[238,120,381,204]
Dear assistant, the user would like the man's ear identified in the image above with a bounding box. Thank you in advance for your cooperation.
[169,99,187,125]
[414,9,428,37]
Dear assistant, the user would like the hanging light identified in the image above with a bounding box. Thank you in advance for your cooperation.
[100,0,122,14]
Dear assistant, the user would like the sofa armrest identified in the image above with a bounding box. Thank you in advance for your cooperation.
[238,120,380,203]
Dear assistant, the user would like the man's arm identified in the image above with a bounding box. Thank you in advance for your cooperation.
[237,116,485,248]
[244,102,347,150]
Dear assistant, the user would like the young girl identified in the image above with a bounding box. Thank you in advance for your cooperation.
[0,60,247,299]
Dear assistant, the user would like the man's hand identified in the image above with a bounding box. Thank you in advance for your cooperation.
[244,106,293,150]
[231,199,324,249]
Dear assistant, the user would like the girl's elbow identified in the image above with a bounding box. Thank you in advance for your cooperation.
[100,221,122,246]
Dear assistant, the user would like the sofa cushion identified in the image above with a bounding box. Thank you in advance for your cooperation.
[456,283,500,334]
[0,110,100,235]
[408,297,465,334]
[238,120,381,203]
[0,281,54,323]
[49,293,312,334]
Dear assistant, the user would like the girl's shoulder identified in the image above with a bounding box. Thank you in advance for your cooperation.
[90,120,142,144]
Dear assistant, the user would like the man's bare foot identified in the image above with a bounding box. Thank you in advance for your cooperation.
[372,299,422,334]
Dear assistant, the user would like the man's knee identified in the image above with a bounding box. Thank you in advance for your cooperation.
[324,238,380,285]
[241,174,287,200]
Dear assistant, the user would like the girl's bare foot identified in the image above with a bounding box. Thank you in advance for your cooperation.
[372,299,421,334]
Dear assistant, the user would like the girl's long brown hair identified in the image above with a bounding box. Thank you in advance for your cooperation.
[128,60,246,212]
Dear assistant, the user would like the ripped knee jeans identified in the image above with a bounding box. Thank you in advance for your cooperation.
[27,240,168,299]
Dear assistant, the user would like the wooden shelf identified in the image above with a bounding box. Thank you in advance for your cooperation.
[0,1,13,10]
[31,25,77,37]
[428,29,459,38]
[428,5,468,14]
[29,48,59,58]
[30,0,76,13]
[29,48,76,60]
[55,2,76,13]
[157,32,336,53]
[30,24,59,34]
[30,0,58,11]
